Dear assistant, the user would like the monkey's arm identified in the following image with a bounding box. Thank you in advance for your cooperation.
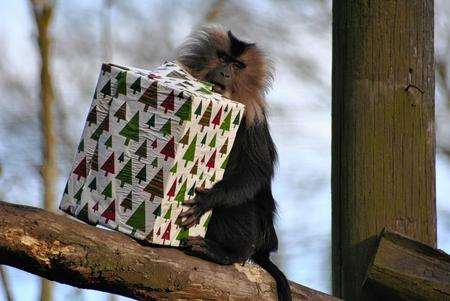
[206,120,276,207]
[181,118,277,226]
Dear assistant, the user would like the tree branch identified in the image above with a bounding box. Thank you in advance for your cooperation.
[0,201,339,300]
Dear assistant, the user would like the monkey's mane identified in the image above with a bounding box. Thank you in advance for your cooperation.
[176,25,274,125]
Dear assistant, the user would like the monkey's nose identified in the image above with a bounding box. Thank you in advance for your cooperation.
[220,71,231,78]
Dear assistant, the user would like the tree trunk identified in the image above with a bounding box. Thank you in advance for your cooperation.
[0,200,340,301]
[30,1,56,300]
[331,1,435,300]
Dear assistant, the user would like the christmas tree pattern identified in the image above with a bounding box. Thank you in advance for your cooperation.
[160,90,175,114]
[151,139,157,149]
[87,106,97,126]
[161,222,172,244]
[194,101,202,118]
[146,114,156,128]
[160,118,172,137]
[199,101,212,131]
[114,102,127,122]
[135,165,146,184]
[220,109,233,135]
[73,157,87,180]
[170,162,177,175]
[153,203,161,217]
[101,80,112,97]
[91,115,109,141]
[208,133,217,149]
[176,227,189,241]
[200,133,207,147]
[219,138,229,156]
[160,137,175,161]
[163,204,172,220]
[206,150,216,171]
[74,186,83,204]
[182,134,197,167]
[233,110,241,127]
[88,177,97,191]
[144,168,164,201]
[135,140,147,161]
[91,145,99,171]
[116,71,127,96]
[139,81,158,112]
[102,182,112,199]
[120,191,133,212]
[190,160,198,177]
[175,95,192,124]
[167,179,177,200]
[150,157,158,168]
[104,135,112,149]
[179,128,190,147]
[119,111,139,146]
[62,62,246,247]
[211,107,223,128]
[77,203,90,224]
[101,153,115,176]
[116,158,132,187]
[174,179,187,206]
[101,200,115,224]
[78,140,84,153]
[118,152,125,163]
[101,63,111,75]
[130,77,141,94]
[221,154,229,170]
[187,182,196,198]
[126,201,145,235]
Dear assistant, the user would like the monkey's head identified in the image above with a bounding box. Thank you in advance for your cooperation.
[176,25,273,124]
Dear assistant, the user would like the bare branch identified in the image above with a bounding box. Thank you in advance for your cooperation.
[0,201,339,301]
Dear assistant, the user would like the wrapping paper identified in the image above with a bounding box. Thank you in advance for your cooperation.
[60,62,245,246]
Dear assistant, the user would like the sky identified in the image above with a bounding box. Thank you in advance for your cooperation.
[0,1,449,301]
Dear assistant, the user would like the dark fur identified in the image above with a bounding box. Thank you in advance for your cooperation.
[176,26,292,301]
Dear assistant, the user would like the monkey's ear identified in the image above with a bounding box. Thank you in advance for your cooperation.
[227,30,255,55]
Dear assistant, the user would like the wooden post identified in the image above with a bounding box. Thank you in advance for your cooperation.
[332,1,436,300]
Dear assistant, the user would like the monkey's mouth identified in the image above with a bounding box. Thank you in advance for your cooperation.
[210,81,226,93]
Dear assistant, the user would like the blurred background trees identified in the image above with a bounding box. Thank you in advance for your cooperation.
[0,1,448,300]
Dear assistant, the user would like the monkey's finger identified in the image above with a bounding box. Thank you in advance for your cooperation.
[183,198,198,206]
[179,205,197,218]
[181,215,198,228]
[195,187,206,194]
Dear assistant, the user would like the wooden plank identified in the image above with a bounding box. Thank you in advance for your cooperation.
[364,229,450,300]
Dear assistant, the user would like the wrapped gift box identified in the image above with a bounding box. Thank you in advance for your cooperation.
[60,62,245,246]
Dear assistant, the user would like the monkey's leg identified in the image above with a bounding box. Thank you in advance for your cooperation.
[182,236,246,265]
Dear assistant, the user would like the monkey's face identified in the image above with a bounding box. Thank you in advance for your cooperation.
[176,27,272,100]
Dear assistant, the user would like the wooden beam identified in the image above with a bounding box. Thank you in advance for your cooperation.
[332,1,436,299]
[0,201,340,300]
[364,229,450,300]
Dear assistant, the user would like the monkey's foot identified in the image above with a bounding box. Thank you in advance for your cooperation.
[182,236,236,265]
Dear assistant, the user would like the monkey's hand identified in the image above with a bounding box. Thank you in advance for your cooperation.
[179,187,210,228]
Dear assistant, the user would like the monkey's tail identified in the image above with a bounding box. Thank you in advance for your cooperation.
[253,253,292,301]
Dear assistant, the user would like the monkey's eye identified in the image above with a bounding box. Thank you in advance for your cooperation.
[232,61,246,70]
[217,51,228,63]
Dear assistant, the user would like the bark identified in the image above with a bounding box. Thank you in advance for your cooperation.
[30,1,57,300]
[0,201,340,301]
[364,229,450,301]
[332,1,436,300]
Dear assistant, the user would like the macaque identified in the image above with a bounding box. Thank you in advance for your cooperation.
[177,25,291,301]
